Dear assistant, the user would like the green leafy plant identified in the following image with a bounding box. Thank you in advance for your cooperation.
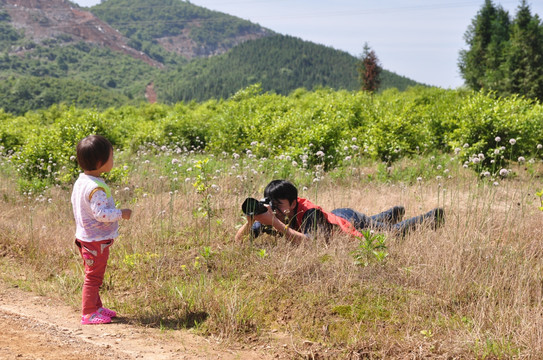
[351,230,388,267]
[193,158,214,241]
[537,189,543,211]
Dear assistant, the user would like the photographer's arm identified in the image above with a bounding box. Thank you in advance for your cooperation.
[235,216,255,242]
[254,209,307,245]
[270,217,307,245]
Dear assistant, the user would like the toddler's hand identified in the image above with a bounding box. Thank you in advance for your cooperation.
[121,208,132,220]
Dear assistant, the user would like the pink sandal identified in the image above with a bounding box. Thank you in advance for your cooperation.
[81,311,111,325]
[98,307,117,318]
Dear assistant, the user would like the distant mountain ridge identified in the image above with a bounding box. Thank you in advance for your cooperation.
[0,0,423,114]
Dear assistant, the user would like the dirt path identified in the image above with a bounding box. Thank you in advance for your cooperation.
[0,281,281,359]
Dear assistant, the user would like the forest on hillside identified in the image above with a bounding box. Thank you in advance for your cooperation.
[154,35,420,103]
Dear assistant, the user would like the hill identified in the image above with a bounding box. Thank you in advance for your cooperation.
[90,0,273,63]
[154,34,420,103]
[0,0,423,114]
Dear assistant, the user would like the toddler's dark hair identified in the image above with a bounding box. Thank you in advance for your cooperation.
[264,179,298,205]
[76,135,113,171]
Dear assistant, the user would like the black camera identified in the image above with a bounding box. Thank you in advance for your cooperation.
[241,197,270,216]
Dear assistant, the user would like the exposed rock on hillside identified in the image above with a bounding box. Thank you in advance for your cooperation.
[156,23,271,59]
[1,0,162,67]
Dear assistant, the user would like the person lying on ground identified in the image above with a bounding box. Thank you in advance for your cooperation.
[235,179,444,245]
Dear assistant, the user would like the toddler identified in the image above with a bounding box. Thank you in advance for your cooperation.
[71,135,132,325]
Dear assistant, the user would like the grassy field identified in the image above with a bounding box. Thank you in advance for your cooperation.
[1,146,542,359]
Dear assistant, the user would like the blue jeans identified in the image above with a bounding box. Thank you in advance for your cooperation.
[331,208,393,231]
[331,207,433,235]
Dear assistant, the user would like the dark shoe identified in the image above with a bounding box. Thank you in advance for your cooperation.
[392,207,444,237]
[422,207,445,229]
[370,206,405,225]
[390,206,405,224]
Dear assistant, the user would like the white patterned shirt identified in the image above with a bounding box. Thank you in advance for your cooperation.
[71,173,122,242]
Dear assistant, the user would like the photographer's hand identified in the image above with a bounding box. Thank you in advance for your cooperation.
[256,205,308,245]
[235,214,258,242]
[253,205,275,226]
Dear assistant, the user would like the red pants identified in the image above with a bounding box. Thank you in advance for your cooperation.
[75,239,114,316]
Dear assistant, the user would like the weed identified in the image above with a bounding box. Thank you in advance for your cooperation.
[351,230,388,267]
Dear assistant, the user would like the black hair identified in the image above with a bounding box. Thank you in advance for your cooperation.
[264,179,298,205]
[76,135,113,171]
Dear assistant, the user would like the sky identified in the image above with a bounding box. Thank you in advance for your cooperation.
[72,0,543,89]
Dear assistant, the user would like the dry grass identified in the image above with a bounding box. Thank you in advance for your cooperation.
[1,160,543,359]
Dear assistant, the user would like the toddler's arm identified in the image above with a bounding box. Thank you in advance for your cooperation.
[90,190,122,222]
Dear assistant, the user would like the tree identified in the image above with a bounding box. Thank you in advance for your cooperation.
[459,0,543,100]
[503,0,543,99]
[458,0,509,90]
[483,5,511,91]
[358,43,382,93]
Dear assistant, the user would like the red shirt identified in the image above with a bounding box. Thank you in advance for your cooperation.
[294,197,364,239]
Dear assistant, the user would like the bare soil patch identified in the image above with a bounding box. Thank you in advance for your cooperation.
[0,281,278,359]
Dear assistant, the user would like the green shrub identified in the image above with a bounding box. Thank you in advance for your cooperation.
[3,87,543,192]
